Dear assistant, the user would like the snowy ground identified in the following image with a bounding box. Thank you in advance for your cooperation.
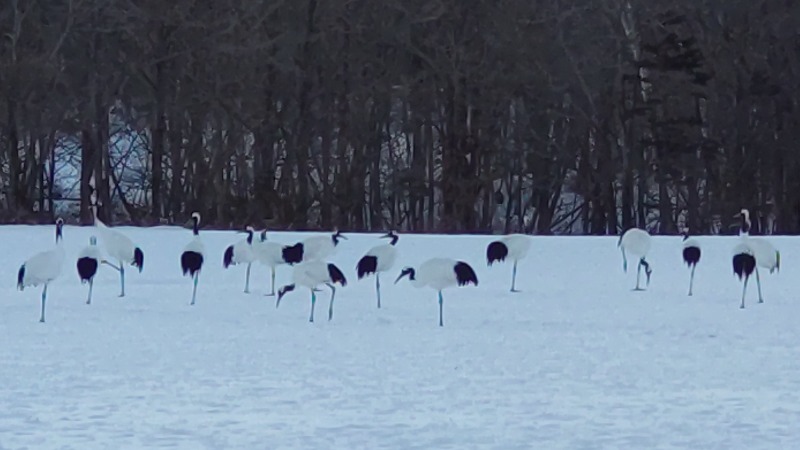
[1,224,799,449]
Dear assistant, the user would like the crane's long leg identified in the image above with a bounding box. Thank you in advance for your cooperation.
[191,273,199,305]
[309,290,317,323]
[633,261,644,291]
[87,279,94,305]
[688,265,696,296]
[40,284,48,323]
[755,267,764,303]
[741,276,749,309]
[120,264,125,297]
[438,291,444,327]
[265,266,276,297]
[511,260,520,292]
[376,273,381,309]
[244,262,252,293]
[101,260,125,297]
[327,282,336,321]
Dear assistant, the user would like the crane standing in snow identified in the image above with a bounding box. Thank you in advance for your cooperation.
[732,242,757,309]
[486,234,531,292]
[276,260,347,322]
[17,218,66,323]
[77,236,103,304]
[734,208,780,305]
[618,227,653,291]
[181,212,205,305]
[90,188,144,297]
[253,229,289,296]
[682,233,701,296]
[356,231,399,308]
[223,225,256,293]
[394,257,478,327]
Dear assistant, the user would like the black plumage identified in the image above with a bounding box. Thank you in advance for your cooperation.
[77,257,99,283]
[17,265,25,290]
[223,246,234,268]
[683,246,701,267]
[454,261,479,286]
[356,255,378,279]
[733,253,756,280]
[282,243,304,265]
[181,251,204,277]
[486,241,508,266]
[328,263,347,286]
[133,247,144,272]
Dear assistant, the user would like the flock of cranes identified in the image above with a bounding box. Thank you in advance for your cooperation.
[617,208,780,308]
[14,204,780,325]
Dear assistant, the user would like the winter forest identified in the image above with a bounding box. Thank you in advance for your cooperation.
[1,0,798,235]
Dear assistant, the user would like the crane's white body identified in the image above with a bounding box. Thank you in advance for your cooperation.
[253,230,288,296]
[365,244,398,273]
[20,241,65,288]
[300,234,342,261]
[499,234,532,260]
[618,227,653,290]
[18,220,65,323]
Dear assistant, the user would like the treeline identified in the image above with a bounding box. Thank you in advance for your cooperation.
[1,0,799,234]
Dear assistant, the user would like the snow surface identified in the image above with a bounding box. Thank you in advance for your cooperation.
[2,226,800,449]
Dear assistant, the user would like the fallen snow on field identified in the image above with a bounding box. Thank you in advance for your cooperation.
[1,225,799,449]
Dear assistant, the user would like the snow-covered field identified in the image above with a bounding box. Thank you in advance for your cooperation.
[1,224,799,449]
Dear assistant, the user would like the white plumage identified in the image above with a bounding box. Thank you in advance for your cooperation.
[356,231,399,308]
[253,229,288,296]
[77,235,103,304]
[486,233,531,292]
[181,212,205,305]
[17,218,66,323]
[394,257,478,327]
[735,208,780,304]
[276,260,347,322]
[618,227,652,290]
[90,195,144,298]
[223,226,256,293]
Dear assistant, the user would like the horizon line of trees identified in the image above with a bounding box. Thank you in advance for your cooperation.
[2,0,799,235]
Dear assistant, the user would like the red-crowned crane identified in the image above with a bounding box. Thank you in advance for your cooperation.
[682,233,701,296]
[735,208,780,304]
[732,242,757,309]
[356,231,399,308]
[181,212,205,305]
[90,188,144,297]
[486,234,531,292]
[17,218,65,323]
[77,235,103,304]
[394,257,478,327]
[276,260,347,322]
[618,227,652,291]
[223,225,256,293]
[253,229,289,296]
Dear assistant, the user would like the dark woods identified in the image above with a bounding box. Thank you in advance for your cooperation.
[1,0,799,235]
